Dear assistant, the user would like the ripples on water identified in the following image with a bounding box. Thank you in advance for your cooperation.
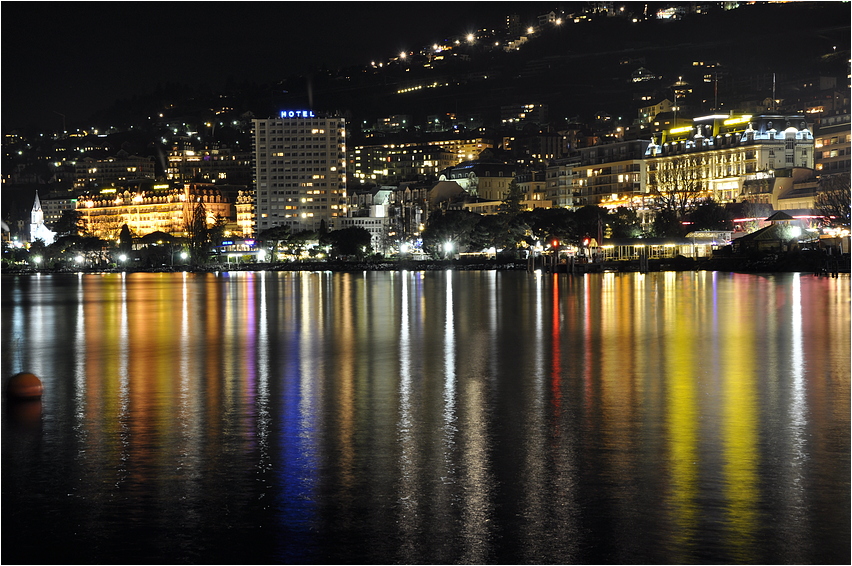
[2,271,849,564]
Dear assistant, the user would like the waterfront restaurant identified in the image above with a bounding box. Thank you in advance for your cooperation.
[597,234,730,261]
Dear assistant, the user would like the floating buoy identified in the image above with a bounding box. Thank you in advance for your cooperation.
[7,372,44,400]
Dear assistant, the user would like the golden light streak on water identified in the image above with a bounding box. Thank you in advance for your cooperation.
[720,276,759,562]
[663,274,699,562]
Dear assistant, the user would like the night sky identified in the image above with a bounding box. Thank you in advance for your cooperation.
[2,1,553,131]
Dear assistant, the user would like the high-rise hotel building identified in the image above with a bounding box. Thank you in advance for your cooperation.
[253,111,347,234]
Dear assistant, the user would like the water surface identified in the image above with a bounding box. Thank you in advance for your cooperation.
[2,271,849,564]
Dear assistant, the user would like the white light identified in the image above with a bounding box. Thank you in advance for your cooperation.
[75,255,84,263]
[443,241,454,253]
[119,254,127,262]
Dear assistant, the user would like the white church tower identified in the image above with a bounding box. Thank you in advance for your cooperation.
[29,192,55,244]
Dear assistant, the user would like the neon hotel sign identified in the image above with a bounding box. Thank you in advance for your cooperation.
[280,110,315,118]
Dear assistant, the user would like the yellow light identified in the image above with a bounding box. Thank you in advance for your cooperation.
[723,115,752,126]
[669,126,693,134]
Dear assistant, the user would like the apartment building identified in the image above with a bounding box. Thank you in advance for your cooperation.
[350,137,493,186]
[350,144,455,185]
[814,112,850,177]
[545,157,580,208]
[166,141,252,185]
[574,140,650,207]
[71,151,156,190]
[253,112,347,233]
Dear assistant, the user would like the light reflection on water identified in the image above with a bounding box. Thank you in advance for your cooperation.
[2,270,849,564]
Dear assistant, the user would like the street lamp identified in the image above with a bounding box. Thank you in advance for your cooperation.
[443,241,454,259]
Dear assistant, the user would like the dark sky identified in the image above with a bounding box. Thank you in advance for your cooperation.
[2,1,552,131]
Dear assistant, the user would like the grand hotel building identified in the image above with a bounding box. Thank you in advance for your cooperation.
[253,112,348,234]
[644,114,815,205]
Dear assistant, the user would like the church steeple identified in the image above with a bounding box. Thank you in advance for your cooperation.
[29,192,55,244]
[31,192,43,225]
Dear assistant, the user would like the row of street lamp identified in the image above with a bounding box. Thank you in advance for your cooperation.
[29,251,190,269]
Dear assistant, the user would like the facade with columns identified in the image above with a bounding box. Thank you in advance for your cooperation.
[644,114,815,204]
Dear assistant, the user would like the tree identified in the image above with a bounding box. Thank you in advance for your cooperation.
[575,205,607,244]
[119,224,133,255]
[689,199,733,231]
[521,207,576,246]
[49,209,83,237]
[258,225,291,260]
[469,213,528,255]
[498,178,524,215]
[184,201,209,265]
[739,201,774,233]
[289,229,318,258]
[608,207,643,238]
[327,227,373,259]
[421,209,480,259]
[815,174,851,227]
[647,155,707,237]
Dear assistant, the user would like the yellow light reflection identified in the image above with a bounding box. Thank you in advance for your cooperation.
[721,277,758,561]
[664,273,699,561]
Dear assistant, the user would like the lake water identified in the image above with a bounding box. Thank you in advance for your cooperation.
[2,270,849,564]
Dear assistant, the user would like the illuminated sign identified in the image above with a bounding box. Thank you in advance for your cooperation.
[220,240,234,246]
[280,110,315,118]
[100,188,116,194]
[669,126,693,134]
[152,184,170,190]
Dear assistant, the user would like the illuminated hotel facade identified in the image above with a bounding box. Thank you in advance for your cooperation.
[77,183,234,240]
[253,112,348,233]
[644,114,815,205]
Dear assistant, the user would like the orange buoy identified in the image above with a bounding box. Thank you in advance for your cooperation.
[7,372,44,400]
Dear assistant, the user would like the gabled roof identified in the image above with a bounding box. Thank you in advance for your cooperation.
[735,222,799,243]
[766,211,794,222]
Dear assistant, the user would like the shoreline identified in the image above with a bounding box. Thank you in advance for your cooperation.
[3,253,849,276]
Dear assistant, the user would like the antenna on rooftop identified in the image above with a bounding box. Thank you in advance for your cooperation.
[772,72,776,112]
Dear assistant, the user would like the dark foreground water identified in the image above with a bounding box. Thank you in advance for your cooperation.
[2,270,849,565]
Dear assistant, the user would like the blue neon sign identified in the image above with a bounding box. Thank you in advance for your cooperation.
[280,110,315,118]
